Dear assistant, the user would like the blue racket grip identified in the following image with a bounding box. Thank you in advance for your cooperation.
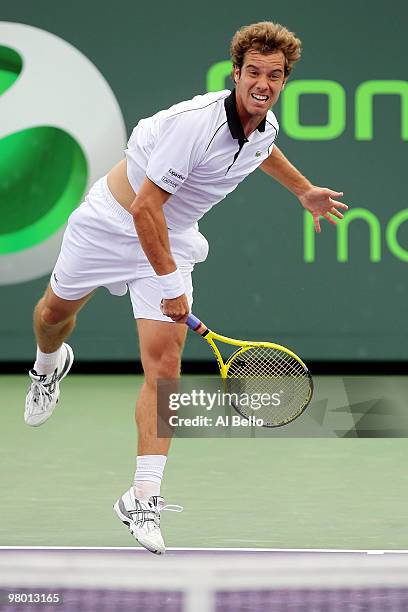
[186,314,202,331]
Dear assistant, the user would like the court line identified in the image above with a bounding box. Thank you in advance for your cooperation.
[1,546,408,553]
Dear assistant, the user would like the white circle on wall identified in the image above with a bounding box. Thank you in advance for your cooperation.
[0,21,127,285]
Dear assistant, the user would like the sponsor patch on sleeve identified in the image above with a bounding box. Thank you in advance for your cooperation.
[160,167,186,191]
[161,176,178,190]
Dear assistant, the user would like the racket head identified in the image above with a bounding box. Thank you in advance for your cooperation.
[224,342,313,427]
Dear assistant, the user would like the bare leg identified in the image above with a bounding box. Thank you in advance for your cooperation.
[114,319,187,554]
[136,319,187,456]
[25,285,95,426]
[34,284,93,353]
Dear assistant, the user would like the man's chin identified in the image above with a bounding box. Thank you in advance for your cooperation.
[247,99,271,114]
[248,105,269,118]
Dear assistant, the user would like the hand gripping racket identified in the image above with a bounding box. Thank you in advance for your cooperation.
[186,314,313,427]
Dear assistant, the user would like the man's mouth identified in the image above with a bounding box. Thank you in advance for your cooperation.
[251,93,269,102]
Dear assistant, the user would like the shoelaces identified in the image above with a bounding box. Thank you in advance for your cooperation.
[130,500,183,529]
[27,380,52,413]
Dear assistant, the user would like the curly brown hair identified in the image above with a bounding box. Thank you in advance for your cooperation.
[230,22,302,78]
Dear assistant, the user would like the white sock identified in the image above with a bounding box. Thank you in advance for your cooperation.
[34,346,62,375]
[133,455,167,500]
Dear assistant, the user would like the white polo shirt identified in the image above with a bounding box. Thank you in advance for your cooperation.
[125,89,279,231]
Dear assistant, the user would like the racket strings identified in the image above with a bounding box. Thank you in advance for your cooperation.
[225,346,312,427]
[227,346,304,379]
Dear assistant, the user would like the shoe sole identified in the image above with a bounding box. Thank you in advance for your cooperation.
[113,500,160,555]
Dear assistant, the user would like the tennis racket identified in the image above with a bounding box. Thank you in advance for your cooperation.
[185,313,313,427]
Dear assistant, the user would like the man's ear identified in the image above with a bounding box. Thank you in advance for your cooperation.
[233,67,240,84]
[281,78,287,90]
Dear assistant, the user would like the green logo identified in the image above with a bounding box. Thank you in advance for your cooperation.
[207,60,408,264]
[0,22,126,285]
[0,41,86,256]
[304,209,408,263]
[206,60,408,141]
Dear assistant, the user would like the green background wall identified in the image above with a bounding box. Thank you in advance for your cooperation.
[0,0,406,362]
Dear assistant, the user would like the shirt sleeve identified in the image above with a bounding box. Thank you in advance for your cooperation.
[266,111,279,155]
[146,111,205,194]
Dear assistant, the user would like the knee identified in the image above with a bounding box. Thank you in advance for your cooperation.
[37,302,72,327]
[158,352,182,379]
[145,350,182,383]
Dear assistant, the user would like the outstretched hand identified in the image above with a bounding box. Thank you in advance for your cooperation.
[298,186,349,233]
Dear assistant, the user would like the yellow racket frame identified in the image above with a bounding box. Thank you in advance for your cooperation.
[186,314,313,427]
[206,329,309,379]
[186,315,308,377]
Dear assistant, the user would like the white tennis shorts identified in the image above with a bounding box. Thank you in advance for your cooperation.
[50,176,209,321]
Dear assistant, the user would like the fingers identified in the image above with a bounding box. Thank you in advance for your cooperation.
[313,210,340,232]
[177,314,190,324]
[311,189,349,232]
[329,198,348,210]
[172,313,189,322]
[330,207,344,220]
[160,296,190,322]
[323,212,337,226]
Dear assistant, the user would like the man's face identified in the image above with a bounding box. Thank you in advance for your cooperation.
[234,49,286,120]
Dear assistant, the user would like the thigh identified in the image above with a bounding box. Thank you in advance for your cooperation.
[40,283,94,320]
[137,319,187,366]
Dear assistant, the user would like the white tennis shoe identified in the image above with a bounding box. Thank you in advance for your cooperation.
[113,487,183,555]
[24,343,74,427]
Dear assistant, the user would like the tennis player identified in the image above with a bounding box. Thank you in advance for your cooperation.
[24,21,348,554]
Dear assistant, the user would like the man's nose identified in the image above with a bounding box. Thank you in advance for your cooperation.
[255,75,269,90]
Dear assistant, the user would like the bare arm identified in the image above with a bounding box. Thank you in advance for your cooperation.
[260,145,348,232]
[130,176,175,275]
[130,176,189,321]
[260,145,312,196]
